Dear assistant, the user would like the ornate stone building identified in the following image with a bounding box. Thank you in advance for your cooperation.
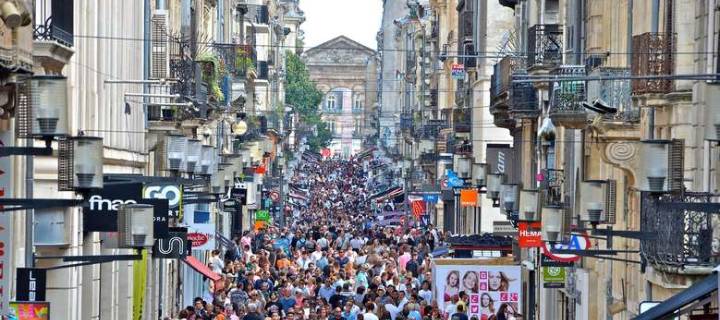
[304,36,376,157]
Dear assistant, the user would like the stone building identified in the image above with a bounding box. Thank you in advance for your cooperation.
[304,36,376,157]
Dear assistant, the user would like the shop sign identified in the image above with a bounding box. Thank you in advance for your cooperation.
[460,189,478,207]
[543,267,565,288]
[518,222,543,248]
[542,233,591,263]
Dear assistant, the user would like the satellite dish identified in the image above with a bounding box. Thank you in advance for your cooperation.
[232,120,248,136]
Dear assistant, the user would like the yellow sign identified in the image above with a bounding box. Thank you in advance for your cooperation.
[132,251,148,320]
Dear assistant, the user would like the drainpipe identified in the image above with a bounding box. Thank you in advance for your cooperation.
[646,0,660,140]
[705,0,716,192]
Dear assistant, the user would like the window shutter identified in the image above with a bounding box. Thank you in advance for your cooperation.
[668,139,685,191]
[604,179,617,224]
[151,11,170,79]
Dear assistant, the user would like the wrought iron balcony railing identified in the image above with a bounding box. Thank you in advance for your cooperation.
[256,61,269,80]
[213,44,256,79]
[549,65,587,129]
[631,32,675,95]
[491,56,525,102]
[641,192,720,269]
[586,68,638,122]
[540,169,564,206]
[527,24,563,68]
[34,0,74,47]
[510,70,539,118]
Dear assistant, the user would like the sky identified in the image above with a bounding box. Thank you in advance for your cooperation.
[300,0,384,50]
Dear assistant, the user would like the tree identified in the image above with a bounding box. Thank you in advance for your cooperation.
[284,52,332,151]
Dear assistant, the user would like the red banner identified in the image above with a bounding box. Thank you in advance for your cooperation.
[518,222,543,248]
[411,200,425,219]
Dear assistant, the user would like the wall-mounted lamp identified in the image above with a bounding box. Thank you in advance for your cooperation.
[519,189,540,222]
[166,134,187,171]
[637,140,670,193]
[472,163,488,187]
[542,205,564,242]
[486,173,504,207]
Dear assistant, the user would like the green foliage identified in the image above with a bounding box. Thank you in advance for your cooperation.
[284,52,332,151]
[235,46,255,76]
[197,52,225,102]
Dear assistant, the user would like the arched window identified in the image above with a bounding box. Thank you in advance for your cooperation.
[326,95,336,110]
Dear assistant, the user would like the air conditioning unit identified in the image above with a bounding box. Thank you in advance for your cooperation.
[117,204,155,248]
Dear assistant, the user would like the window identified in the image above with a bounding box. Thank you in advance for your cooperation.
[326,95,336,110]
[353,95,363,110]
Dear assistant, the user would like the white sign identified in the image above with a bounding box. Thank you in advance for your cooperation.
[0,129,13,314]
[433,260,522,319]
[185,204,215,251]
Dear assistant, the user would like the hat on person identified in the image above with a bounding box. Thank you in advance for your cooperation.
[377,285,386,292]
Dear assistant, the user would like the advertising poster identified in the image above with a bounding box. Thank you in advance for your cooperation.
[132,251,148,320]
[8,302,49,320]
[433,259,522,320]
[186,204,216,251]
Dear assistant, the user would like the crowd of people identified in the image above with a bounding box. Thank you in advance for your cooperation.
[175,154,516,320]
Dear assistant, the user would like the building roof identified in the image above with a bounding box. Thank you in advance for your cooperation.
[304,35,376,57]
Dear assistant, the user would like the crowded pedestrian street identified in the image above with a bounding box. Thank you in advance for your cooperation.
[177,150,468,320]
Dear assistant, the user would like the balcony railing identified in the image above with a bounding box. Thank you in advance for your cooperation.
[491,56,525,100]
[641,192,720,269]
[510,70,539,118]
[631,32,675,95]
[549,65,587,129]
[527,24,563,68]
[213,44,256,79]
[419,152,438,165]
[540,169,564,206]
[587,68,638,122]
[34,0,74,47]
[453,108,471,133]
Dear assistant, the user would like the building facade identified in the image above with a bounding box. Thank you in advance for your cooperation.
[304,36,376,157]
[0,0,303,318]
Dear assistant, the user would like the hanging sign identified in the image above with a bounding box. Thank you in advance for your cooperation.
[423,193,439,204]
[16,268,47,302]
[542,233,592,263]
[255,210,271,222]
[518,222,543,248]
[460,189,478,207]
[543,267,566,288]
[152,228,190,259]
[451,63,465,80]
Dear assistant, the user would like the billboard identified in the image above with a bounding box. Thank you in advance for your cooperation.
[433,259,522,320]
[9,301,49,320]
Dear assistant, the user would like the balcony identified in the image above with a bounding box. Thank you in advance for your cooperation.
[429,89,438,108]
[641,192,720,271]
[452,140,472,156]
[527,24,563,69]
[459,11,474,41]
[213,44,256,79]
[490,56,536,128]
[549,65,587,129]
[632,32,675,95]
[540,169,563,206]
[453,108,471,133]
[248,4,270,25]
[586,68,639,122]
[414,120,448,139]
[33,0,74,73]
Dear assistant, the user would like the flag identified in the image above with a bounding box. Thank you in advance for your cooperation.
[411,200,426,219]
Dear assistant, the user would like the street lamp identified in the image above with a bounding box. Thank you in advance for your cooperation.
[199,145,216,176]
[472,163,488,187]
[166,134,187,171]
[184,139,202,174]
[117,204,155,248]
[455,156,471,178]
[500,183,519,214]
[579,180,607,225]
[71,136,103,190]
[486,173,504,207]
[541,205,564,242]
[30,76,69,139]
[637,140,670,192]
[519,189,540,222]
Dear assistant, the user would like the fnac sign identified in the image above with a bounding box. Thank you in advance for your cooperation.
[542,233,592,263]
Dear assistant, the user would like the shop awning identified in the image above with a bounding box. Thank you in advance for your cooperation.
[182,256,221,281]
[634,272,717,320]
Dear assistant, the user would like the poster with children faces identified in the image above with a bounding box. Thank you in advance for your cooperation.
[434,263,522,320]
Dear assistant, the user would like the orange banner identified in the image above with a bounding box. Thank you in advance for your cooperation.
[460,189,478,207]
